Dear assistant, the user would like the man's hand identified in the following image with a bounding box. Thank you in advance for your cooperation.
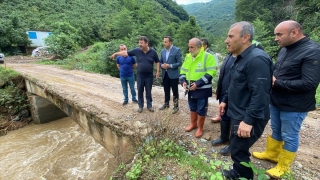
[182,82,188,90]
[272,76,276,87]
[110,53,116,60]
[189,82,197,91]
[237,121,253,138]
[161,63,170,69]
[156,72,159,78]
[218,102,226,116]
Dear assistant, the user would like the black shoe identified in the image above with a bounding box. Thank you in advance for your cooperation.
[159,104,169,110]
[147,107,154,112]
[137,108,143,113]
[211,137,228,146]
[132,99,138,103]
[220,145,230,156]
[222,169,240,180]
[172,106,179,114]
[123,101,128,105]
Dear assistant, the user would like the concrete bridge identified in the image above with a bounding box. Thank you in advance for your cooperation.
[6,63,159,165]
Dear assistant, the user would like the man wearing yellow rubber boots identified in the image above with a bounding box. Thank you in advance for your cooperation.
[253,20,320,178]
[180,38,217,138]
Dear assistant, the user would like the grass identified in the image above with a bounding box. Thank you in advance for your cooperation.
[0,66,20,82]
[109,111,268,180]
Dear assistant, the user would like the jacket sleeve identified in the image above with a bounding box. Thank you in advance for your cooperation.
[160,50,165,67]
[244,56,272,125]
[179,55,189,85]
[274,49,320,92]
[171,47,182,69]
[195,54,217,87]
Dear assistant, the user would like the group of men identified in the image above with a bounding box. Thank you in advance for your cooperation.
[110,20,320,180]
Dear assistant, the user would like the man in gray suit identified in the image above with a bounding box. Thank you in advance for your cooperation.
[159,36,182,114]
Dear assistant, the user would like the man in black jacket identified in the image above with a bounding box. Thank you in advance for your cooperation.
[220,21,273,180]
[212,40,265,156]
[211,53,236,156]
[253,20,320,179]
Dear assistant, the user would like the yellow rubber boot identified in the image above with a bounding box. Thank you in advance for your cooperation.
[252,135,284,163]
[266,149,296,179]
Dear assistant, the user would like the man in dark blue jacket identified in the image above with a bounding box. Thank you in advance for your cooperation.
[253,20,320,179]
[220,21,273,180]
[159,36,182,114]
[212,40,265,156]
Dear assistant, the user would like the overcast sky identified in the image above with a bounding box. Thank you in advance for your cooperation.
[174,0,212,5]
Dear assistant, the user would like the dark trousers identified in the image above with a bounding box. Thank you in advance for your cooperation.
[162,72,179,103]
[137,76,153,108]
[230,118,268,179]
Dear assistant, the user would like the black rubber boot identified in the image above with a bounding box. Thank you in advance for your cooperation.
[222,169,240,180]
[212,120,231,146]
[172,98,179,114]
[159,102,169,110]
[220,144,230,156]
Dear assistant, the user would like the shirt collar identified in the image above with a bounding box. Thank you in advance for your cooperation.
[237,45,255,59]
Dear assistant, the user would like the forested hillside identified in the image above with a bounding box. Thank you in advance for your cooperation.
[182,0,236,36]
[182,0,319,59]
[0,0,191,55]
[235,0,320,58]
[1,0,319,61]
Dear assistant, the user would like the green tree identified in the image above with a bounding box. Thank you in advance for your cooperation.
[137,16,164,47]
[165,22,179,38]
[155,0,189,21]
[252,18,279,59]
[112,8,136,38]
[44,22,80,59]
[0,16,30,54]
[175,16,202,54]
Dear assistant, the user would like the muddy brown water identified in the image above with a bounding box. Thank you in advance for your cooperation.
[0,117,115,179]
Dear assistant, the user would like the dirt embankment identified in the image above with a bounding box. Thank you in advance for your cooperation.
[2,57,320,179]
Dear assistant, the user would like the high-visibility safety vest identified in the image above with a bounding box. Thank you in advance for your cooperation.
[180,48,217,89]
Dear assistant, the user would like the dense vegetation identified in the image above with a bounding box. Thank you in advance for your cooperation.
[0,0,193,57]
[234,0,320,58]
[182,0,236,37]
[0,66,31,135]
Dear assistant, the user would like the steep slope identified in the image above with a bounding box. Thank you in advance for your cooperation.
[182,0,236,36]
[0,0,185,53]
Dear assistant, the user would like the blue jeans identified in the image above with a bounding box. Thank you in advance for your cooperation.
[120,76,137,102]
[137,76,153,108]
[270,105,308,152]
[188,97,208,116]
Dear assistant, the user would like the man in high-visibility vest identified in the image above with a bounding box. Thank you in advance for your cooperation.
[180,38,217,138]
